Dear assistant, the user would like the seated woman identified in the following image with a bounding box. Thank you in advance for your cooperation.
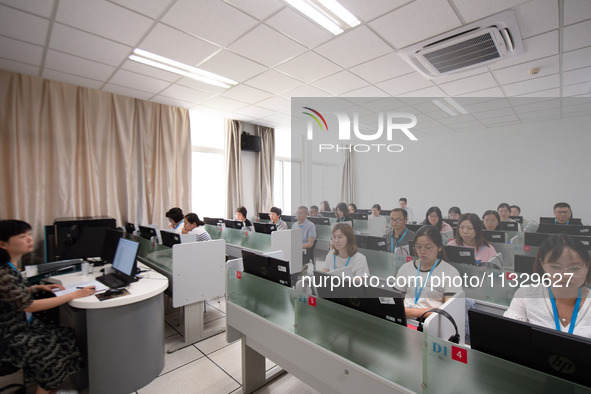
[335,202,353,227]
[423,206,453,234]
[320,200,331,213]
[317,223,369,279]
[447,213,497,265]
[498,202,522,231]
[235,206,253,230]
[348,203,357,214]
[166,207,185,233]
[394,225,462,319]
[448,206,461,220]
[0,220,96,394]
[504,234,591,337]
[482,210,500,231]
[182,213,212,241]
[369,203,387,235]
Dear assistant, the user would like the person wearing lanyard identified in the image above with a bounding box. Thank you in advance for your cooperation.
[505,234,591,337]
[482,210,501,231]
[166,207,185,234]
[385,208,415,253]
[269,206,288,230]
[447,213,497,265]
[553,202,573,225]
[394,225,462,319]
[335,202,353,228]
[317,223,369,280]
[0,220,96,394]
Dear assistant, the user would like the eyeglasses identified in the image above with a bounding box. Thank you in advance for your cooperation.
[555,210,571,215]
[483,219,498,224]
[414,245,435,253]
[543,262,587,273]
[390,218,405,223]
[331,235,346,241]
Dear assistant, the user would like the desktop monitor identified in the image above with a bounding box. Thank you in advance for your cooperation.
[138,225,158,240]
[539,217,582,225]
[101,228,124,263]
[320,211,337,218]
[379,209,392,217]
[308,216,330,226]
[514,254,535,274]
[524,232,551,247]
[53,216,117,261]
[223,219,244,229]
[482,230,506,244]
[405,224,424,233]
[537,223,591,236]
[469,309,591,388]
[124,222,136,233]
[509,215,523,223]
[499,222,519,231]
[355,234,387,252]
[203,217,224,226]
[267,256,291,287]
[160,230,181,247]
[442,218,458,227]
[258,213,270,220]
[356,209,372,215]
[241,250,291,287]
[443,245,476,265]
[280,215,296,222]
[253,222,277,234]
[350,213,368,220]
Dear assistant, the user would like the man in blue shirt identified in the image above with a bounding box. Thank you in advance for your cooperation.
[292,206,316,264]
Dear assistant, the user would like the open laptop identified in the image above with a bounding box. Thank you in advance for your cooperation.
[96,238,139,289]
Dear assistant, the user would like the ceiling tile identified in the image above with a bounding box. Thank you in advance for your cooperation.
[255,96,291,114]
[563,66,591,85]
[228,24,306,67]
[514,0,558,38]
[439,73,498,96]
[489,31,558,70]
[200,96,249,112]
[151,95,194,108]
[517,107,561,121]
[175,77,227,95]
[376,72,434,96]
[398,86,447,97]
[450,0,529,23]
[462,98,510,113]
[0,5,49,45]
[274,51,341,83]
[199,50,266,83]
[471,106,516,120]
[265,8,333,48]
[340,85,390,97]
[349,53,414,84]
[159,84,213,104]
[235,105,275,118]
[502,74,560,96]
[369,0,461,49]
[564,0,591,26]
[337,0,412,22]
[138,23,220,67]
[42,68,103,89]
[224,0,284,21]
[0,0,54,17]
[120,59,181,83]
[511,98,560,114]
[310,70,368,95]
[162,0,258,47]
[563,82,591,96]
[563,19,591,52]
[56,0,153,46]
[222,84,273,103]
[430,68,485,85]
[0,36,43,66]
[102,83,154,100]
[49,23,131,66]
[492,55,559,85]
[0,59,39,76]
[314,26,393,69]
[280,84,332,98]
[244,69,303,94]
[109,0,175,19]
[262,112,291,125]
[45,50,115,81]
[563,47,591,71]
[109,69,171,94]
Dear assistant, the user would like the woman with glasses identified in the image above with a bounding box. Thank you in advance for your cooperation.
[482,210,501,231]
[422,207,453,235]
[447,213,497,265]
[504,234,591,337]
[394,225,462,319]
[317,223,369,278]
[448,206,461,220]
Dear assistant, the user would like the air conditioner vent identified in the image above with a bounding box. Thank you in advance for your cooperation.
[424,32,500,74]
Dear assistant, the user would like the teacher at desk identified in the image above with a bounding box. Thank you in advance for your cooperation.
[504,234,591,337]
[0,220,95,394]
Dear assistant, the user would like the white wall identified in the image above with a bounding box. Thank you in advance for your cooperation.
[354,115,591,224]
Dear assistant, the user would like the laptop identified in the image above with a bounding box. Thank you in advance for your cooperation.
[160,229,181,247]
[96,238,139,289]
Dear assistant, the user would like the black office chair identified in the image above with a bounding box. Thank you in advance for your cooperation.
[305,239,318,268]
[0,339,26,394]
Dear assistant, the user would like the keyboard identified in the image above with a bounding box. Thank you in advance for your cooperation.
[96,273,126,289]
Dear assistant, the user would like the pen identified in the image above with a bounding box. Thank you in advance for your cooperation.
[77,286,96,289]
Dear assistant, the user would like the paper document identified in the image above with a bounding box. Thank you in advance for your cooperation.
[53,280,108,297]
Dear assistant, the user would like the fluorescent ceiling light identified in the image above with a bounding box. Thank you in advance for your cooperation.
[283,0,360,35]
[443,97,469,115]
[129,49,237,89]
[432,99,458,116]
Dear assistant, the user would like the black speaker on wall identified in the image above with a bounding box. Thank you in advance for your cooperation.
[241,133,262,152]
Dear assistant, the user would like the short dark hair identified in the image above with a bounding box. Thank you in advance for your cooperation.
[236,206,247,217]
[184,213,204,227]
[482,210,501,230]
[497,203,511,212]
[534,234,591,283]
[448,206,461,216]
[399,197,407,203]
[310,205,319,211]
[270,207,282,216]
[554,202,571,211]
[423,206,443,230]
[391,208,408,219]
[413,225,448,262]
[166,207,184,223]
[348,203,357,212]
[510,205,521,214]
[0,220,32,264]
[372,204,381,211]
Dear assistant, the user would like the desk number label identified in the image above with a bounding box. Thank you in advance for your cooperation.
[236,271,242,279]
[452,346,467,364]
[309,296,317,307]
[406,256,413,262]
[524,246,531,252]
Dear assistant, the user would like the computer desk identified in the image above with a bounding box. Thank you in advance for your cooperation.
[45,263,168,394]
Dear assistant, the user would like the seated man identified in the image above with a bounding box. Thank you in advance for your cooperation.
[553,202,573,225]
[269,206,288,230]
[292,206,316,266]
[385,208,416,253]
[399,197,414,223]
[309,205,320,217]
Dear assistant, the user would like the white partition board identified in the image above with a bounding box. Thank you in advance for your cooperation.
[424,291,466,345]
[272,229,302,273]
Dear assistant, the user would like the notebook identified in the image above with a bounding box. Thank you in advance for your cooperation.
[96,238,139,289]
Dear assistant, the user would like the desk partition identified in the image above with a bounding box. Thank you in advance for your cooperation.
[204,224,272,256]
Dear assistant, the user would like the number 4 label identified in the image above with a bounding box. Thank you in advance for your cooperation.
[451,346,467,364]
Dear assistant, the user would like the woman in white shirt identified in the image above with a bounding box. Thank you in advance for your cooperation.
[182,213,212,242]
[317,223,369,279]
[447,213,497,265]
[504,234,591,338]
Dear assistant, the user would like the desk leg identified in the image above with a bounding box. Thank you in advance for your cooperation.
[167,301,225,353]
[241,335,266,394]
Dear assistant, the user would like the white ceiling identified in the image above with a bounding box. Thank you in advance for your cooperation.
[0,0,590,132]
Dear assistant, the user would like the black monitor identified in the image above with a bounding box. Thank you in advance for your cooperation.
[241,250,291,287]
[540,217,582,225]
[355,234,387,252]
[537,223,591,237]
[258,213,270,220]
[308,216,330,226]
[280,215,296,222]
[101,228,124,263]
[406,224,424,233]
[443,245,476,265]
[124,222,136,233]
[320,211,337,218]
[267,256,291,287]
[160,230,181,247]
[203,217,224,226]
[524,232,551,247]
[356,209,372,215]
[509,215,523,223]
[482,230,506,244]
[138,225,158,240]
[350,213,368,220]
[253,222,277,234]
[469,309,591,388]
[442,218,458,227]
[223,219,244,229]
[379,209,392,217]
[514,254,535,274]
[499,222,519,231]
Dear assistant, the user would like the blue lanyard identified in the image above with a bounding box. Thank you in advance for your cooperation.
[391,228,408,253]
[555,218,569,225]
[333,254,352,271]
[338,217,344,222]
[7,262,18,272]
[414,259,439,305]
[549,287,581,334]
[174,221,183,230]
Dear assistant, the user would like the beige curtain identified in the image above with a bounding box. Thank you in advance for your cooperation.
[254,126,275,214]
[0,70,191,262]
[225,119,243,218]
[340,149,355,203]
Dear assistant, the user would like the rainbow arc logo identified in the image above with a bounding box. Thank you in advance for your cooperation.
[302,107,328,131]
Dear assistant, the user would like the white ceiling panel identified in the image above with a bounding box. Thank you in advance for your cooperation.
[175,78,227,95]
[200,96,248,112]
[514,0,558,38]
[235,105,275,118]
[245,69,303,94]
[563,19,591,52]
[265,8,333,48]
[349,53,414,84]
[255,96,291,114]
[0,59,39,76]
[376,72,434,96]
[462,98,510,113]
[162,0,258,47]
[340,85,390,97]
[42,68,103,90]
[0,36,43,66]
[120,60,181,83]
[338,0,411,22]
[109,0,175,19]
[159,84,213,104]
[563,66,591,85]
[564,0,591,26]
[398,86,447,97]
[275,51,341,83]
[492,55,559,85]
[369,0,461,49]
[502,74,560,96]
[0,0,54,17]
[224,0,284,21]
[563,82,591,96]
[439,72,497,96]
[511,98,560,114]
[102,83,154,100]
[56,0,153,46]
[45,50,115,81]
[451,0,529,23]
[49,23,132,66]
[198,51,267,83]
[311,71,368,95]
[138,24,220,67]
[262,112,291,125]
[516,88,560,97]
[228,24,306,67]
[427,68,484,85]
[281,84,332,98]
[458,87,505,97]
[517,107,561,121]
[151,95,194,108]
[0,5,49,46]
[563,47,591,71]
[489,31,559,70]
[222,84,273,103]
[109,69,171,94]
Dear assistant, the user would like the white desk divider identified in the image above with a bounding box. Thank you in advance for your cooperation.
[263,250,285,260]
[423,290,466,345]
[169,239,226,352]
[271,228,302,273]
[368,216,386,237]
[180,233,198,243]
